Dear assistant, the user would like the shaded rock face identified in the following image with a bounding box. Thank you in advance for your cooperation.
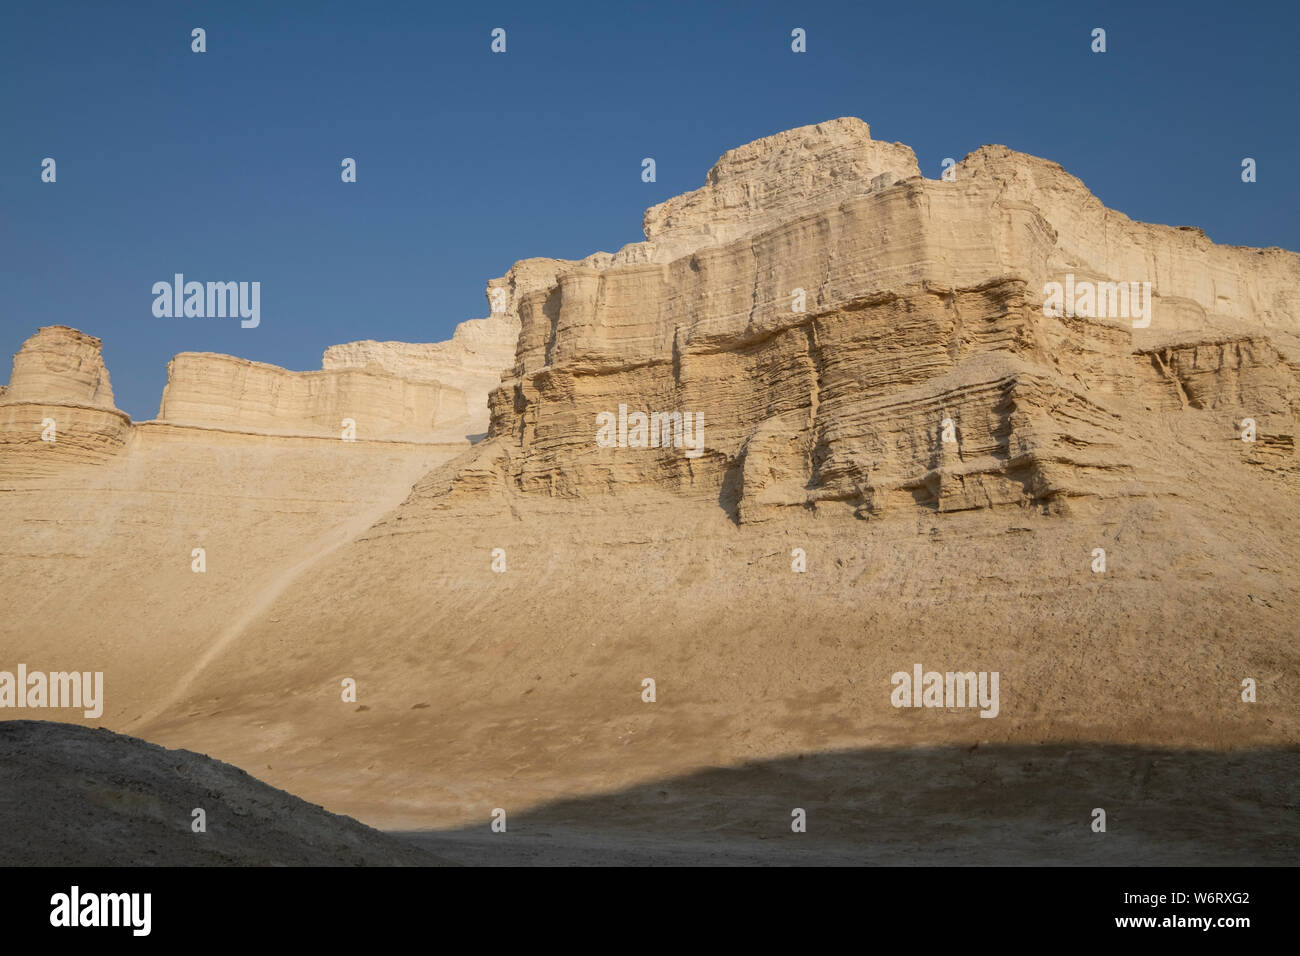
[420,118,1300,522]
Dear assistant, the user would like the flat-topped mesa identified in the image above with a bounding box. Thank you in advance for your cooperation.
[1,325,116,408]
[160,286,531,440]
[425,118,1300,521]
[157,352,469,442]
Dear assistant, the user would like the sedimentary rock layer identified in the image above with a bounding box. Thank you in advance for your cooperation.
[1,301,511,463]
[0,326,130,479]
[420,118,1300,523]
[322,312,518,436]
[1,117,1297,849]
[1,325,116,408]
[156,352,468,441]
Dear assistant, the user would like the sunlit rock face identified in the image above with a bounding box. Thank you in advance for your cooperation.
[156,352,468,441]
[399,117,1300,523]
[0,326,129,478]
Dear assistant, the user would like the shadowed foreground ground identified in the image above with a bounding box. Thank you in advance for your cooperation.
[2,722,1295,865]
[399,744,1300,866]
[0,722,449,866]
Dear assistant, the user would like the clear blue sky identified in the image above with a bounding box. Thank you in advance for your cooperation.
[2,0,1296,421]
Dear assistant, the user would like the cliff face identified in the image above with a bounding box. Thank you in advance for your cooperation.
[321,311,519,436]
[631,116,921,264]
[411,117,1300,523]
[156,352,468,441]
[957,145,1300,339]
[6,118,1297,525]
[1,305,510,456]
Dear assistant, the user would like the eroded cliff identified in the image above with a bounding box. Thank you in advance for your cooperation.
[410,118,1299,526]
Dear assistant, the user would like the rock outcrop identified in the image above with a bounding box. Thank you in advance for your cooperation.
[1,302,520,468]
[627,115,920,265]
[0,326,131,478]
[1,325,116,408]
[415,117,1299,524]
[322,309,519,436]
[156,352,468,441]
[2,118,1298,858]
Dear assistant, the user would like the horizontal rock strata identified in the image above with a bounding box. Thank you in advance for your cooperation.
[415,117,1299,523]
[156,352,467,441]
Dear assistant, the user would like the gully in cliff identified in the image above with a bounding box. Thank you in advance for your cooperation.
[596,404,705,458]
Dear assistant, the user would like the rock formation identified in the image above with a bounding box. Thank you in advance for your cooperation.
[321,310,519,437]
[0,302,515,480]
[2,325,116,407]
[1,118,1297,861]
[156,352,468,441]
[0,326,131,478]
[406,117,1300,525]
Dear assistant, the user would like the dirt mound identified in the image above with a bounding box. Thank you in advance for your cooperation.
[0,721,450,865]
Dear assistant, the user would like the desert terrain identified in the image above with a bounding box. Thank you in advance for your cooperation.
[1,119,1296,864]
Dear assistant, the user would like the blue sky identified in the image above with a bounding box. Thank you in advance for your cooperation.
[2,0,1297,420]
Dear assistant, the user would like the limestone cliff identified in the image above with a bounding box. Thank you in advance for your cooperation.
[414,117,1299,524]
[322,307,519,436]
[156,352,468,441]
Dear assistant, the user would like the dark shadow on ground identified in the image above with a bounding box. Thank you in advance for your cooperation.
[397,744,1300,866]
[0,721,450,866]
